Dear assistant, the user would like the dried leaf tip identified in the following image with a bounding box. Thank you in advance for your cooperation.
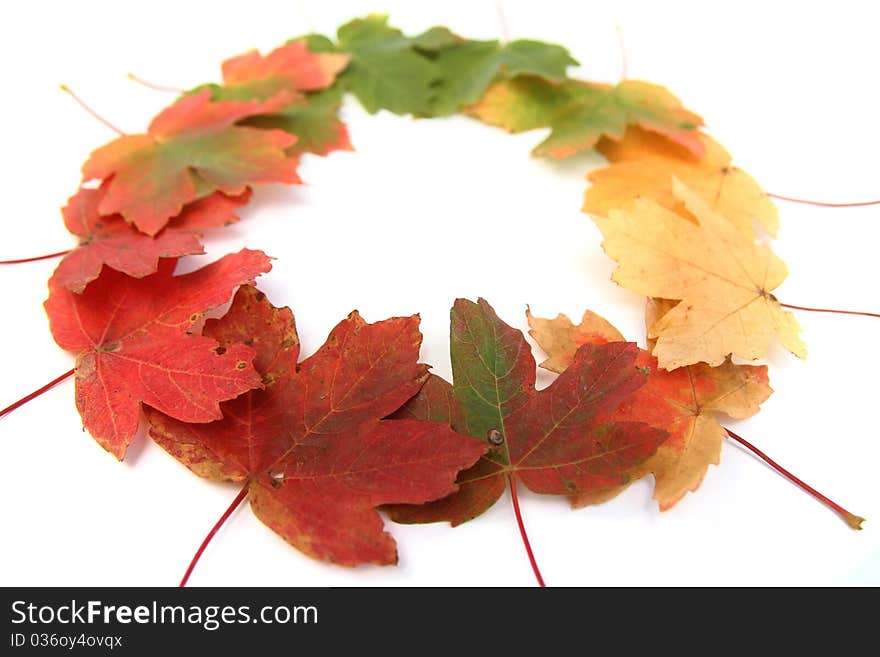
[844,513,866,531]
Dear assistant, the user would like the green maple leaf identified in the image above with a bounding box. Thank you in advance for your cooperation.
[429,39,578,115]
[304,15,442,115]
[303,16,577,117]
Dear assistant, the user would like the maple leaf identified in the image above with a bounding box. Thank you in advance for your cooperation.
[193,40,352,157]
[469,76,704,158]
[303,15,443,116]
[585,127,778,237]
[147,286,487,565]
[524,307,626,372]
[217,39,348,103]
[593,179,806,369]
[240,87,352,157]
[387,298,667,526]
[44,249,272,459]
[54,183,250,293]
[407,26,461,51]
[300,17,576,118]
[81,90,300,235]
[528,300,773,509]
[429,38,578,115]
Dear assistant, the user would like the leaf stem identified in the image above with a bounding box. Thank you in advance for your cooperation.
[59,84,126,136]
[725,428,864,530]
[767,192,880,208]
[0,369,75,420]
[508,474,546,587]
[779,302,879,319]
[0,250,71,265]
[127,73,184,93]
[179,484,249,587]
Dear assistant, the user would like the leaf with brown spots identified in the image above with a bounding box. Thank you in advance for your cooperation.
[43,249,272,459]
[387,298,667,526]
[147,286,487,566]
[527,300,773,509]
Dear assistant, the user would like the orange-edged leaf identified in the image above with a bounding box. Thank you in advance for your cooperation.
[586,127,778,237]
[218,39,349,105]
[147,287,486,565]
[387,298,667,526]
[44,249,272,459]
[469,76,703,158]
[81,90,299,235]
[55,184,250,293]
[197,40,352,157]
[527,301,773,509]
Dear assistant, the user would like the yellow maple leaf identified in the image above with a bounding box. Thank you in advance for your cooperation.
[585,127,778,238]
[593,178,806,369]
[525,307,624,372]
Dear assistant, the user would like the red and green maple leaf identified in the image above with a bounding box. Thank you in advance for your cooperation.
[54,183,250,293]
[147,286,487,566]
[218,39,349,104]
[527,299,773,510]
[195,40,353,157]
[387,298,667,526]
[44,249,272,459]
[81,90,300,235]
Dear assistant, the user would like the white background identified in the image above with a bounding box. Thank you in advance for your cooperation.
[1,0,878,586]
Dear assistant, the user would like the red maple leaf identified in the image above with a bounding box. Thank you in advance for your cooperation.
[54,184,250,293]
[81,90,300,235]
[147,286,487,566]
[44,249,272,459]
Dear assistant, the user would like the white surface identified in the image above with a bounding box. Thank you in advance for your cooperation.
[1,0,878,586]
